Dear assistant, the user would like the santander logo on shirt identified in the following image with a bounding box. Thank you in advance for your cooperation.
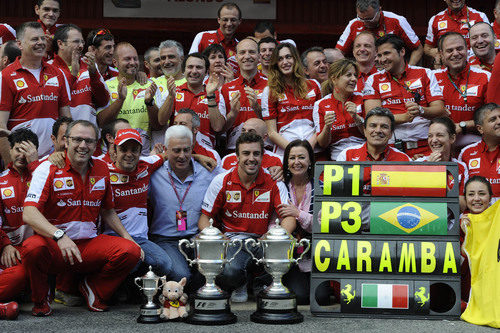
[19,93,58,104]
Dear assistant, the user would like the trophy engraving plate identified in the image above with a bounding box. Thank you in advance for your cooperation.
[260,298,296,310]
[194,299,228,310]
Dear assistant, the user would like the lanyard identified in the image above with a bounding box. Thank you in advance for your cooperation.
[446,7,470,29]
[168,172,193,210]
[447,67,470,102]
[391,74,421,103]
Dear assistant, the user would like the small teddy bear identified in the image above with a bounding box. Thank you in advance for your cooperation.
[159,277,188,320]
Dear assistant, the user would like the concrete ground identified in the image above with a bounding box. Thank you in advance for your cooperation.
[1,301,496,333]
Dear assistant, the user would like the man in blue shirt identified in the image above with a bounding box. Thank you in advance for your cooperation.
[149,125,218,287]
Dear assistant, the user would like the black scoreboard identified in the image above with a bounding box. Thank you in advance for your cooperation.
[310,162,461,319]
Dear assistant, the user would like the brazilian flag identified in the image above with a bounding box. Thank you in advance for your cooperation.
[370,202,447,235]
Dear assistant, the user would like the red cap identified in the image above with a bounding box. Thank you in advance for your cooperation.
[114,129,142,146]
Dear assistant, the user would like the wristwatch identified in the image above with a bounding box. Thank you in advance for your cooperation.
[53,229,65,241]
[459,121,467,134]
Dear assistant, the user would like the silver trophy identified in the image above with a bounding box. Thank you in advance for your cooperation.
[179,219,243,325]
[134,266,165,323]
[245,219,311,324]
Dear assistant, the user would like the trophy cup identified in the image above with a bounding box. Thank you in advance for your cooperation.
[134,266,165,324]
[245,219,311,324]
[179,219,243,325]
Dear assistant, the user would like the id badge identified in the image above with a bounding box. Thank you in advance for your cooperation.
[176,210,187,231]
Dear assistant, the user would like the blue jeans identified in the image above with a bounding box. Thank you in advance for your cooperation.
[132,236,173,277]
[149,235,193,283]
[216,238,263,292]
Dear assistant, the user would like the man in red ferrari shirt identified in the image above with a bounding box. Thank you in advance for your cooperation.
[22,120,142,316]
[158,53,225,149]
[0,129,38,305]
[0,21,71,163]
[363,34,446,158]
[198,132,295,296]
[469,22,497,72]
[50,24,109,125]
[433,32,490,149]
[336,0,423,65]
[189,2,241,74]
[219,38,268,152]
[459,103,500,203]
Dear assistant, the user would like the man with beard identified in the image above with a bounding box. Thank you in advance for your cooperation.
[424,0,489,66]
[0,21,71,163]
[433,32,490,148]
[49,25,109,125]
[469,22,497,72]
[301,47,329,84]
[198,132,295,300]
[97,42,161,155]
[363,34,446,158]
[220,38,267,152]
[143,47,162,79]
[86,29,118,81]
[257,37,277,78]
[353,31,378,92]
[158,53,225,149]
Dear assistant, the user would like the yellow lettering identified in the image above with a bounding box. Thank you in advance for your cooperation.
[357,241,372,272]
[314,240,331,272]
[442,242,457,274]
[341,201,362,234]
[421,242,436,273]
[347,165,360,196]
[398,243,416,273]
[320,202,341,233]
[379,242,393,272]
[323,165,343,195]
[336,240,351,271]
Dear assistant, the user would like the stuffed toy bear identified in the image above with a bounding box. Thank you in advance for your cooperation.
[159,277,188,320]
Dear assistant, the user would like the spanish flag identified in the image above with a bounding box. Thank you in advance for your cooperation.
[371,165,447,197]
[462,201,500,328]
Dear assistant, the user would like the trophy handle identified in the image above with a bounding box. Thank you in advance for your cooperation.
[294,238,311,264]
[158,276,166,290]
[244,238,262,264]
[226,239,243,263]
[134,277,143,290]
[178,239,195,266]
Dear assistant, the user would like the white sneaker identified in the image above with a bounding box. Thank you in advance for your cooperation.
[231,283,248,303]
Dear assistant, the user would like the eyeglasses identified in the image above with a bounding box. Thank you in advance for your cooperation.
[68,136,97,145]
[91,29,111,46]
[357,9,380,23]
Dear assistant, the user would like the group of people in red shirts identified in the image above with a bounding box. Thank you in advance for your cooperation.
[0,0,499,321]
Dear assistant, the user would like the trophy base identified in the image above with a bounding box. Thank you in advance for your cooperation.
[250,291,303,324]
[186,291,237,325]
[137,305,162,324]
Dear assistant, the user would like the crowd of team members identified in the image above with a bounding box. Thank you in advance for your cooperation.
[0,0,499,320]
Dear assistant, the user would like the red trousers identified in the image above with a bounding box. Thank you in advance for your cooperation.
[21,234,140,304]
[0,245,28,301]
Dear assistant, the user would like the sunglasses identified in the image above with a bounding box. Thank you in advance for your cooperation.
[357,9,380,23]
[91,29,111,45]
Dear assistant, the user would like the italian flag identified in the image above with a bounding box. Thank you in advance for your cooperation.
[361,284,409,309]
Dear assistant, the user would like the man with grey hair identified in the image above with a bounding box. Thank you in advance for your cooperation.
[149,125,218,290]
[459,103,500,202]
[172,108,221,165]
[144,46,162,78]
[301,46,328,84]
[336,0,423,65]
[324,48,344,65]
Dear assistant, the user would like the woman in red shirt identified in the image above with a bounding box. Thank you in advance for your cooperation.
[262,43,322,156]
